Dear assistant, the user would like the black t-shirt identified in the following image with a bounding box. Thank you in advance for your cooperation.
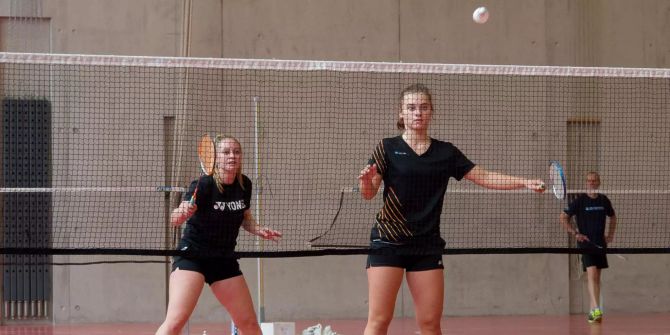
[564,194,615,247]
[367,136,475,251]
[181,174,252,253]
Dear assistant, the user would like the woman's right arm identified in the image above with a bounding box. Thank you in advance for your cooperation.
[170,201,196,226]
[358,163,382,200]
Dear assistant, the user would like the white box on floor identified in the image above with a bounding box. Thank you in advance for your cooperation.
[261,322,295,335]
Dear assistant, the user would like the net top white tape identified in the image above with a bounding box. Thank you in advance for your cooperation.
[1,52,670,78]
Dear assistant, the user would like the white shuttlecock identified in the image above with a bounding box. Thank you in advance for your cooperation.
[473,6,489,24]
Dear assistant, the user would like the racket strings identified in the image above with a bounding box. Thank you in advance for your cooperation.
[549,161,567,200]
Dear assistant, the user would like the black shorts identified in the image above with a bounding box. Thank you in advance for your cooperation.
[366,252,443,272]
[172,256,242,285]
[581,253,609,272]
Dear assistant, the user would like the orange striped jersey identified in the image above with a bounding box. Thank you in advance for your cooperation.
[367,136,475,251]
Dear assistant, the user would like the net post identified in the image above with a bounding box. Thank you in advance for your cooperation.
[253,96,265,323]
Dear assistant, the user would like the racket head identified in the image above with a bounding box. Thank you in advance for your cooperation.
[197,134,216,176]
[549,160,567,200]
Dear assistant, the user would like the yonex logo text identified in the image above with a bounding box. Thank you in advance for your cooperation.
[214,200,246,211]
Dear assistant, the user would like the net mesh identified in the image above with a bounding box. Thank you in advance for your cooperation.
[1,52,669,262]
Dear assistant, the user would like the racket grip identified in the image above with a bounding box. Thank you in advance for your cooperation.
[189,186,198,205]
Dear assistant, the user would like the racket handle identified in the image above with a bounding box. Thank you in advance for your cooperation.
[189,186,198,205]
[587,240,604,249]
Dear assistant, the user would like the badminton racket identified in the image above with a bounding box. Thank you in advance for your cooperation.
[190,134,216,205]
[582,238,627,261]
[548,160,567,200]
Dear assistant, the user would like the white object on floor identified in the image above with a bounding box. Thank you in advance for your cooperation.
[302,323,322,335]
[261,322,296,335]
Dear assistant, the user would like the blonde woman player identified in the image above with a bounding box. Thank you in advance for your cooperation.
[358,84,545,335]
[156,135,281,335]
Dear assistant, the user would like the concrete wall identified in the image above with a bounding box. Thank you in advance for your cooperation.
[0,0,669,325]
